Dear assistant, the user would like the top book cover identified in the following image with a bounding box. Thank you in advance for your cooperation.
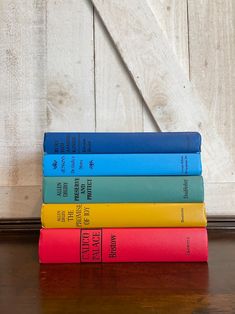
[43,132,201,154]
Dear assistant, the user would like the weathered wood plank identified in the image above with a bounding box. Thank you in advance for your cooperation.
[0,0,95,218]
[144,0,189,131]
[188,0,235,216]
[205,182,235,216]
[46,0,95,131]
[148,0,189,74]
[188,0,235,169]
[0,0,47,187]
[92,0,235,182]
[95,12,143,131]
[1,0,234,218]
[0,186,42,218]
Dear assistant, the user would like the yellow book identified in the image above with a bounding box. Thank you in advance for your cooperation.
[41,203,207,228]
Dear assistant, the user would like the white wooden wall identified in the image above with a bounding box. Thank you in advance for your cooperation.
[0,0,234,218]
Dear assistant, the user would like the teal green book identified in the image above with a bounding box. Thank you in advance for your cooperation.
[43,176,204,203]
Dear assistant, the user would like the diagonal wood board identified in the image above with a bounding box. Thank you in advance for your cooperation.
[0,0,234,218]
[92,0,235,183]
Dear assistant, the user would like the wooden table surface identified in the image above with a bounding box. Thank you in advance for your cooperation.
[0,229,235,314]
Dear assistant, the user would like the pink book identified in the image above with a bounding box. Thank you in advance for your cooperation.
[39,228,208,263]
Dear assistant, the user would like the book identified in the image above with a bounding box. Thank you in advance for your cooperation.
[43,176,204,204]
[41,203,207,228]
[43,132,201,154]
[39,228,208,263]
[43,153,202,176]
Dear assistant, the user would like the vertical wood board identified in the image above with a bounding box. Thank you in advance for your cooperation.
[0,0,47,187]
[92,0,235,182]
[46,0,95,132]
[188,0,235,163]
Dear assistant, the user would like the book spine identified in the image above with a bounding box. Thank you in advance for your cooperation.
[41,203,207,228]
[43,132,201,154]
[43,176,204,203]
[39,228,208,263]
[43,153,202,176]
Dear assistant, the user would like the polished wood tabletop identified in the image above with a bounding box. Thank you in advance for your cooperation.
[0,229,235,314]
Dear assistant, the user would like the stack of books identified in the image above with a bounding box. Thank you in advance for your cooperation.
[39,132,208,263]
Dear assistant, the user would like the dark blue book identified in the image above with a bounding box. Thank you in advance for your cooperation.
[43,132,201,154]
[43,153,202,176]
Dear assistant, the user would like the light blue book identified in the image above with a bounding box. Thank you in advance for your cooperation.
[43,153,202,176]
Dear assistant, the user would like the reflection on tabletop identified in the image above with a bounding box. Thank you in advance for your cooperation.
[40,262,209,313]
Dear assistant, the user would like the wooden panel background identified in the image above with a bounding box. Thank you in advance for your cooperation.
[0,0,234,218]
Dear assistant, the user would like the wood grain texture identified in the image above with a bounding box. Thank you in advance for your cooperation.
[0,0,235,217]
[148,0,189,74]
[206,182,235,216]
[144,0,189,131]
[92,0,235,182]
[1,230,235,313]
[95,11,144,131]
[46,0,95,131]
[187,0,235,216]
[0,0,46,187]
[0,0,95,218]
[188,0,235,156]
[0,186,41,218]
